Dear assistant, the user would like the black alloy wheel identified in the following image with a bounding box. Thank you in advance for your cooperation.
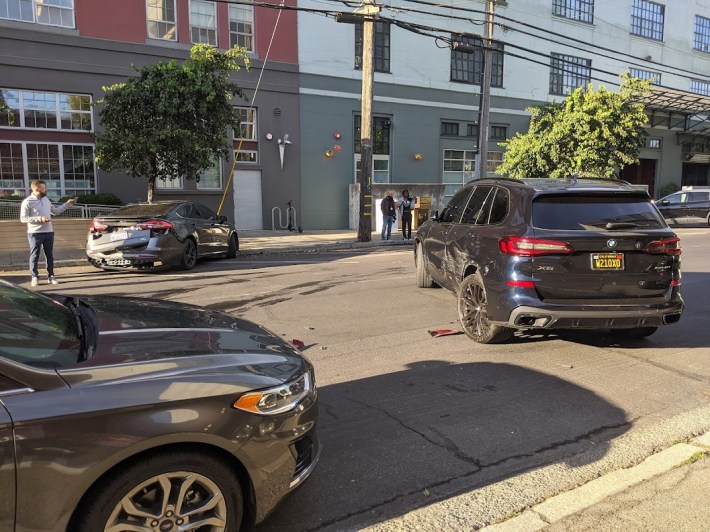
[227,233,238,258]
[180,239,198,270]
[457,275,512,343]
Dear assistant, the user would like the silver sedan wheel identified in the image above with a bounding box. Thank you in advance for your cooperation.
[104,471,227,532]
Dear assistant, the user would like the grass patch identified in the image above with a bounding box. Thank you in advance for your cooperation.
[679,451,708,467]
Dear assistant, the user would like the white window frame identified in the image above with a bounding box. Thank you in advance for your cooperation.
[442,149,475,199]
[0,0,75,28]
[629,68,661,85]
[487,151,504,173]
[353,154,390,184]
[155,175,183,189]
[234,150,259,164]
[234,107,257,141]
[189,0,217,46]
[691,80,710,96]
[228,4,254,52]
[0,89,93,131]
[197,159,223,190]
[146,0,177,41]
[646,137,662,150]
[0,140,96,199]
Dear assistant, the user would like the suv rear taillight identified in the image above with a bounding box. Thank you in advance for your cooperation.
[643,237,682,256]
[137,219,174,231]
[89,220,107,233]
[499,237,574,256]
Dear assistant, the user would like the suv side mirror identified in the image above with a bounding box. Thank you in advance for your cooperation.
[217,215,228,223]
[432,210,439,222]
[660,200,670,206]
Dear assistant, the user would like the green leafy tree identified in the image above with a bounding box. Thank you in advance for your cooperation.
[498,74,651,178]
[0,92,14,125]
[95,44,249,203]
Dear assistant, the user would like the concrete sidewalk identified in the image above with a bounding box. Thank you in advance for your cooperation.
[484,432,710,531]
[0,229,413,272]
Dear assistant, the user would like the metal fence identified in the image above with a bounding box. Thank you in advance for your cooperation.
[0,201,120,221]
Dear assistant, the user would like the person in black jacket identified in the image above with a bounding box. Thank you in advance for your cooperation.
[398,189,415,240]
[380,190,396,241]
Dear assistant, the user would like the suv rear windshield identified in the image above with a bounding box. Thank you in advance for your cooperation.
[532,194,666,230]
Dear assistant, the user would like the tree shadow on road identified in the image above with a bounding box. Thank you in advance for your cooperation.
[258,360,628,531]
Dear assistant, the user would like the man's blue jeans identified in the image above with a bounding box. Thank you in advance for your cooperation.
[381,215,394,240]
[28,231,55,279]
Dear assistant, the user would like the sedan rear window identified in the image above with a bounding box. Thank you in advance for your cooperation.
[532,194,666,230]
[107,203,177,217]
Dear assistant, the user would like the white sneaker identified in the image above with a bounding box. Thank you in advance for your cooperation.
[48,277,59,285]
[30,277,39,287]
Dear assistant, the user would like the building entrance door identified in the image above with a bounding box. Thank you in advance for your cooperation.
[620,158,656,197]
[233,169,263,229]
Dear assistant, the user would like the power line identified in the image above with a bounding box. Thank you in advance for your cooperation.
[308,0,710,83]
[384,0,710,83]
[206,0,710,90]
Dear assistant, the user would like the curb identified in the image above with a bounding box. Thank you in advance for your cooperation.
[483,432,710,531]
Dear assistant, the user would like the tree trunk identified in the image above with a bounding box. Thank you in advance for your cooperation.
[147,176,155,204]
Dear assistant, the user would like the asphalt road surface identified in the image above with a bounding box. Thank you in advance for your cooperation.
[3,227,710,531]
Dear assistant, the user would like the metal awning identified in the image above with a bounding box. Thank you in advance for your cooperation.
[643,86,710,116]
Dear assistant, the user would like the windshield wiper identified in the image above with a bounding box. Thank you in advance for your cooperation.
[605,221,638,230]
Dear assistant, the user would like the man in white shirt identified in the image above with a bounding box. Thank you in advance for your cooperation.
[20,179,76,287]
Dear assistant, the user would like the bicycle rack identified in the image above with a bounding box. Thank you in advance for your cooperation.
[271,203,302,232]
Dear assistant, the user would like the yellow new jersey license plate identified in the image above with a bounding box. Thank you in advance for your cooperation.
[591,252,624,270]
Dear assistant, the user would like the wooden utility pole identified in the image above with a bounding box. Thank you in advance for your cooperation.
[357,0,378,242]
[474,0,497,180]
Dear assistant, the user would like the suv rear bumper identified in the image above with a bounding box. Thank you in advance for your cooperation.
[501,301,684,330]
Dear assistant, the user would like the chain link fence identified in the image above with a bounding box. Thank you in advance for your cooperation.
[0,201,119,221]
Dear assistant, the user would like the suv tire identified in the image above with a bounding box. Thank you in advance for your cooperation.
[458,275,513,343]
[415,242,436,288]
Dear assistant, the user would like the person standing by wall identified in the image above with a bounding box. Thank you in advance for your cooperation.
[398,189,415,241]
[20,179,76,287]
[380,190,396,241]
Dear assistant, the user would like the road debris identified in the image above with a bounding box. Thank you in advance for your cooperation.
[428,329,464,337]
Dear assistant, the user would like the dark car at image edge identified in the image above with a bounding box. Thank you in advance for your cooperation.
[655,187,710,226]
[86,200,239,271]
[414,177,684,343]
[0,279,319,531]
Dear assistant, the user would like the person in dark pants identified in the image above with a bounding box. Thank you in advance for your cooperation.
[380,190,397,241]
[398,189,415,240]
[20,179,76,287]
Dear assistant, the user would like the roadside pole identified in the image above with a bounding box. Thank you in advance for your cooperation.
[357,0,379,242]
[474,0,495,180]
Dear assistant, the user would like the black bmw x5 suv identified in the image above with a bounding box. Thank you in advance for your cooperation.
[414,178,684,343]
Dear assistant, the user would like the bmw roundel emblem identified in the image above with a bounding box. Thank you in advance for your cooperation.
[607,239,617,248]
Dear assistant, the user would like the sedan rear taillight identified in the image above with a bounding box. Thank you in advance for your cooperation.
[643,237,682,256]
[499,236,574,256]
[137,219,174,231]
[89,220,108,233]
